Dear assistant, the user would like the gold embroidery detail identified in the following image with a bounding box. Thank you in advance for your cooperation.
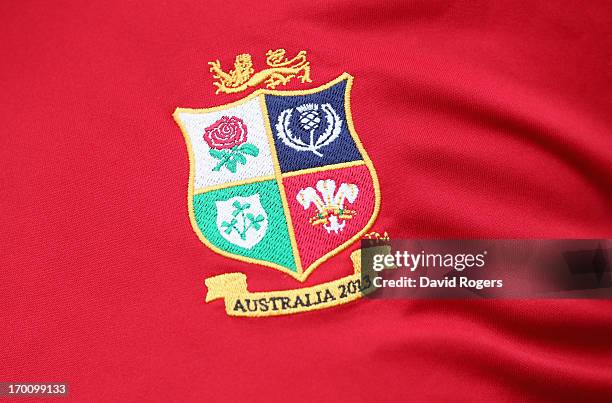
[364,231,390,241]
[205,247,387,317]
[208,49,312,94]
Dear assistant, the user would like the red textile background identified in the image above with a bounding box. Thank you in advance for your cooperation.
[1,1,611,401]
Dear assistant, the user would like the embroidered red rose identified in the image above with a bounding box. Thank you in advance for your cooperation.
[204,116,248,150]
[203,116,260,173]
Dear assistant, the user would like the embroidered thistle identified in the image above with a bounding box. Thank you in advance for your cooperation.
[204,116,259,173]
[221,200,266,241]
[276,103,342,157]
[297,103,321,130]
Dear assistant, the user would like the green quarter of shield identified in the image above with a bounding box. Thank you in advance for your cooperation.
[192,180,296,270]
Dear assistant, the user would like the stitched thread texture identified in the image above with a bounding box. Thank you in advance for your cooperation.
[209,49,312,94]
[174,74,380,282]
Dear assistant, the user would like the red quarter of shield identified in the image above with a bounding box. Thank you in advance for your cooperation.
[282,164,376,270]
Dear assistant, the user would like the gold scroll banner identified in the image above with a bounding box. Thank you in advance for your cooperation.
[205,246,387,317]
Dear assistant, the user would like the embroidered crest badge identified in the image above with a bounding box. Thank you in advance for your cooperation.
[174,71,381,316]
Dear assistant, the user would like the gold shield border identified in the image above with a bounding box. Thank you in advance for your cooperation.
[173,73,381,282]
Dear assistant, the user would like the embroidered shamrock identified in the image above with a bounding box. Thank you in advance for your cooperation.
[203,116,259,173]
[220,200,265,240]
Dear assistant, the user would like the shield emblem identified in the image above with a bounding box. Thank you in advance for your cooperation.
[215,195,268,249]
[173,73,380,281]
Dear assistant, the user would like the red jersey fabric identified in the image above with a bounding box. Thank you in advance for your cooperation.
[1,0,611,401]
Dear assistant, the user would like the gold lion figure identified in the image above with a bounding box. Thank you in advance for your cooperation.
[208,49,312,94]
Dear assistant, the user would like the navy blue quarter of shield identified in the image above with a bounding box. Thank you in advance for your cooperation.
[265,79,363,173]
